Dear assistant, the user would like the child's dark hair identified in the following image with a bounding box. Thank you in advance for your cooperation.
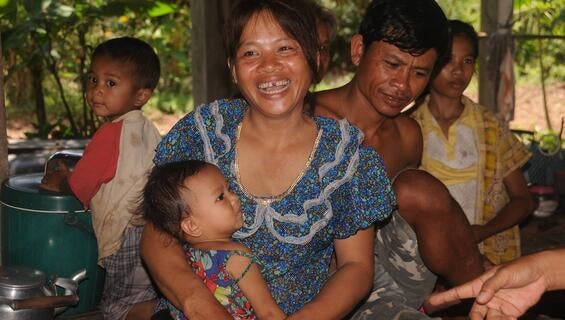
[138,160,210,243]
[92,37,160,90]
[449,19,479,59]
[224,0,320,82]
[359,0,449,64]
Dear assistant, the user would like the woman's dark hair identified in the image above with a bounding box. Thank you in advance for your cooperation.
[92,36,160,90]
[412,19,479,107]
[138,160,211,243]
[223,0,320,81]
[359,0,449,63]
[449,19,479,59]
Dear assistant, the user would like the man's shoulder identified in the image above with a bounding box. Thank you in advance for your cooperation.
[312,88,345,120]
[393,114,422,140]
[389,115,422,166]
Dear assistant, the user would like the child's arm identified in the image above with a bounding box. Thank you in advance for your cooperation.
[226,244,286,320]
[39,159,72,193]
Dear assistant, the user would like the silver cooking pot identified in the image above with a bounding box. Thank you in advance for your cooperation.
[0,266,86,320]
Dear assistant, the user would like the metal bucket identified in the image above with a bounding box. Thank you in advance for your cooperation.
[0,173,105,316]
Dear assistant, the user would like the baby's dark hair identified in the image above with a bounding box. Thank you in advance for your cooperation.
[138,160,211,243]
[224,0,320,82]
[449,19,479,59]
[92,37,160,90]
[359,0,449,63]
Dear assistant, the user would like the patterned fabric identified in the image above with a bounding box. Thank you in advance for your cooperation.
[156,248,257,320]
[413,96,532,263]
[154,98,396,314]
[350,171,438,320]
[100,226,157,320]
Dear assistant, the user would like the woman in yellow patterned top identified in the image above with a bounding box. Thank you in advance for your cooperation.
[411,20,536,264]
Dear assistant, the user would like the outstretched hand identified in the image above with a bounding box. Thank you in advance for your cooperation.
[426,254,548,319]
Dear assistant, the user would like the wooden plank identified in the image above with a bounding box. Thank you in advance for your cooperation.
[191,0,237,107]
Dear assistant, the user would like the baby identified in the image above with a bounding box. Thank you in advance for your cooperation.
[139,160,285,320]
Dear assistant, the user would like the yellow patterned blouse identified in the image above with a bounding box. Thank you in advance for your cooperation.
[412,95,531,263]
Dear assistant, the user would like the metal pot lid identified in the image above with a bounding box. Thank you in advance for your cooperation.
[0,266,45,289]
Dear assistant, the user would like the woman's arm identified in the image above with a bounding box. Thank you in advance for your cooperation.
[288,227,375,320]
[140,223,231,319]
[471,168,536,243]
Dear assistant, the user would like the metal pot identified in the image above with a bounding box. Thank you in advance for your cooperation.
[0,266,86,320]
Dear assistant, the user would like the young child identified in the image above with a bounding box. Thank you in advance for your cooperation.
[39,37,162,319]
[139,160,286,320]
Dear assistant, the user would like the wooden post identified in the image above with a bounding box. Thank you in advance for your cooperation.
[0,32,7,263]
[191,0,236,107]
[479,0,498,112]
[0,32,8,182]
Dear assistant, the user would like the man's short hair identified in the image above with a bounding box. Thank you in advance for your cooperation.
[359,0,449,63]
[92,37,161,90]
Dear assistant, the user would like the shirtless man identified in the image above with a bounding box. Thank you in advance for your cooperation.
[314,0,484,318]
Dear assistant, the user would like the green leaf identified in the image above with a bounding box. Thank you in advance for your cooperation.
[147,1,176,17]
[23,0,47,16]
[0,0,16,21]
[51,4,74,18]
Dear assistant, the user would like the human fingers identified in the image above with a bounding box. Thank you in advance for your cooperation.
[427,283,474,307]
[469,302,488,320]
[484,307,516,320]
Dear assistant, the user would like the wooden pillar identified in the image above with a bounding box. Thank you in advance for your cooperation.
[0,32,7,263]
[191,0,236,107]
[0,33,8,182]
[479,0,499,112]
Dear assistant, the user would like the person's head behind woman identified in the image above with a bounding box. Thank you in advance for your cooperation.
[224,0,320,108]
[430,20,478,99]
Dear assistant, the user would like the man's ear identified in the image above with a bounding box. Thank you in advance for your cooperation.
[350,34,365,67]
[181,216,202,238]
[134,88,152,107]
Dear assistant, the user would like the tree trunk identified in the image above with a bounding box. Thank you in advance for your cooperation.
[30,56,47,138]
[0,32,9,181]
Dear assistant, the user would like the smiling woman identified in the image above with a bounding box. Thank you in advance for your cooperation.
[140,1,396,319]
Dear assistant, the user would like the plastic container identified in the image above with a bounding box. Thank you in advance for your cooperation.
[529,184,559,218]
[0,173,105,316]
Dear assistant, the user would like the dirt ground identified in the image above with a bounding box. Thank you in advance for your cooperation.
[5,82,565,140]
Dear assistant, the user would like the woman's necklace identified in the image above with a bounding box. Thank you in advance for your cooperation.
[233,119,322,207]
[190,238,232,245]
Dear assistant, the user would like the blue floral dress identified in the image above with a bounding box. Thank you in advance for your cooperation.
[154,98,396,314]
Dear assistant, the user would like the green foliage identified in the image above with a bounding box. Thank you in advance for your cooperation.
[513,0,565,83]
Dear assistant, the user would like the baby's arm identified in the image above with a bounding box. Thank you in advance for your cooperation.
[226,243,286,320]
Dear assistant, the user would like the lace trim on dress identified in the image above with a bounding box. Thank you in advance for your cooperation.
[194,100,233,164]
[194,104,215,163]
[233,119,360,245]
